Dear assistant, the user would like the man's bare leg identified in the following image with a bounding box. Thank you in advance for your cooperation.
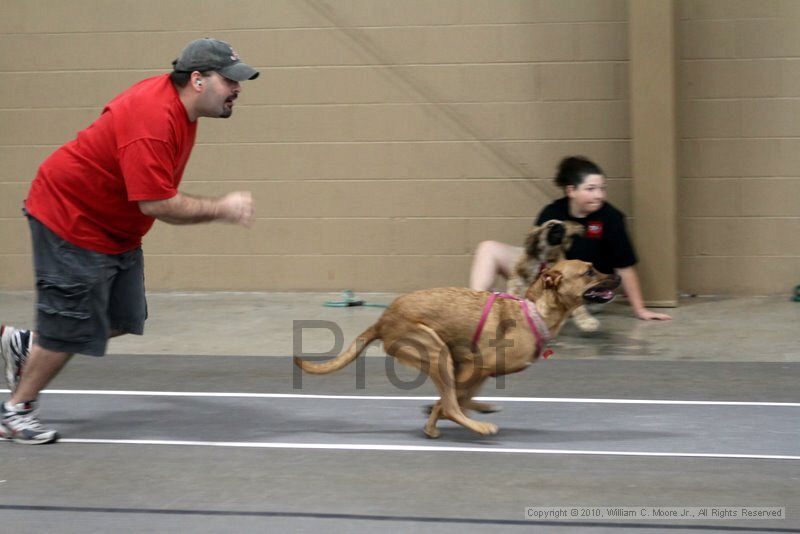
[11,345,72,404]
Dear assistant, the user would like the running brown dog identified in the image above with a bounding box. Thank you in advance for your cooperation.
[294,259,619,438]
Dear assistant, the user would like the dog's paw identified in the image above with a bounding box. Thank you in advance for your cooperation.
[423,426,441,439]
[574,314,600,332]
[473,422,499,436]
[572,306,600,331]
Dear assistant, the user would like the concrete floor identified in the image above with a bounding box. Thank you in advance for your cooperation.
[1,290,799,533]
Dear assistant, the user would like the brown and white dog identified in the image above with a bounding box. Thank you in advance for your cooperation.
[295,259,619,438]
[507,219,600,332]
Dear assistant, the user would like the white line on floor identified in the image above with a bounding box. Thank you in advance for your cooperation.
[56,438,800,461]
[13,389,799,407]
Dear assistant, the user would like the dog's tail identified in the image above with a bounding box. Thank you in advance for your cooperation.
[293,324,379,374]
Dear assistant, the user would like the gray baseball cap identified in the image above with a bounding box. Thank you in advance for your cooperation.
[172,38,259,81]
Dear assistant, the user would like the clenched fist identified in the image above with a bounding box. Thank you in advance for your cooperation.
[218,191,255,228]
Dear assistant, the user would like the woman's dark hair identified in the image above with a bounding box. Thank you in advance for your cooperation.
[554,156,604,189]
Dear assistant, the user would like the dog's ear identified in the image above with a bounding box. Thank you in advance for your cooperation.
[542,269,563,289]
[546,222,566,246]
[524,226,544,256]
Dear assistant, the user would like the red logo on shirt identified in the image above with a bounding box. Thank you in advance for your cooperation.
[586,221,603,238]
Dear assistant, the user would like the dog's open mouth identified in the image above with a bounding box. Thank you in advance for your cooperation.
[583,280,619,303]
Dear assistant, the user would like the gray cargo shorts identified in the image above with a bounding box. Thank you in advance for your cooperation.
[27,214,147,356]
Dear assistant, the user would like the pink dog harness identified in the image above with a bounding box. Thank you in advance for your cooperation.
[470,292,552,359]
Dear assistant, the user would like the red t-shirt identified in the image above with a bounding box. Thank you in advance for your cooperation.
[26,74,197,254]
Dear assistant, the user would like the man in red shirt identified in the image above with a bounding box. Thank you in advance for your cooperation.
[1,38,259,444]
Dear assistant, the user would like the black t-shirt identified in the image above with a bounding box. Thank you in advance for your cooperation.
[535,197,637,274]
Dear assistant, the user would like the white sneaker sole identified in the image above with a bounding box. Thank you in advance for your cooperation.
[0,425,59,444]
[13,432,59,445]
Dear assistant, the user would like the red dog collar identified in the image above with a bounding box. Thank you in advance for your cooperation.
[471,292,552,359]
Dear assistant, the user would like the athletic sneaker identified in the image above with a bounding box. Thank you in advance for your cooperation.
[0,400,59,444]
[1,325,31,392]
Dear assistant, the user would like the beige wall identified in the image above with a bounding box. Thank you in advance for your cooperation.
[629,0,679,306]
[0,0,795,295]
[0,0,630,292]
[678,0,800,294]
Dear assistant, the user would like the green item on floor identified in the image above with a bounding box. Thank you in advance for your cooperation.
[324,290,388,308]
